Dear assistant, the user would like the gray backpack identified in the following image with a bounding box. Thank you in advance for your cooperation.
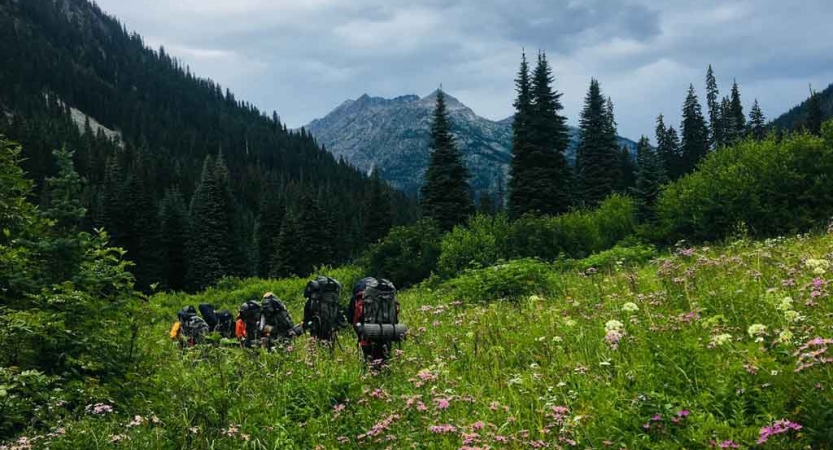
[355,278,407,342]
[304,276,342,339]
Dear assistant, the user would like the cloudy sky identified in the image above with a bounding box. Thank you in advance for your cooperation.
[93,0,833,139]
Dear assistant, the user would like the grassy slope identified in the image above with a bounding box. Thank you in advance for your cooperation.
[11,235,833,449]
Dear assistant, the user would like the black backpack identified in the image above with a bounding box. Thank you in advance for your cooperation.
[361,278,398,325]
[178,306,209,343]
[239,300,262,324]
[355,279,408,343]
[262,296,294,336]
[199,303,219,331]
[215,309,235,338]
[303,276,342,339]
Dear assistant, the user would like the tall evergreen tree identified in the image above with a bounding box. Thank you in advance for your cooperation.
[186,155,235,291]
[509,51,572,216]
[805,88,823,136]
[420,89,472,231]
[256,180,285,277]
[363,170,393,244]
[727,80,746,144]
[631,136,666,221]
[705,65,724,148]
[508,51,535,218]
[40,148,87,283]
[655,114,681,180]
[293,194,333,276]
[618,145,637,193]
[748,99,766,141]
[576,79,620,206]
[159,187,190,291]
[121,158,163,291]
[680,84,709,175]
[270,211,301,278]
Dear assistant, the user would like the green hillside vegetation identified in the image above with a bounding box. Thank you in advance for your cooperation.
[3,123,833,448]
[5,232,833,449]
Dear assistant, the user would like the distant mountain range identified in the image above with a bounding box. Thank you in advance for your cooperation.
[306,91,638,196]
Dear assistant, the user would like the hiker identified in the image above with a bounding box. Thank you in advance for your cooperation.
[302,276,345,345]
[215,309,236,339]
[349,277,407,364]
[259,292,298,350]
[237,299,262,348]
[170,305,209,347]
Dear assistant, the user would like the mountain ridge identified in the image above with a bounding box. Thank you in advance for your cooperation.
[306,92,638,196]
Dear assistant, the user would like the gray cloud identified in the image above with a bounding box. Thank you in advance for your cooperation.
[94,0,833,139]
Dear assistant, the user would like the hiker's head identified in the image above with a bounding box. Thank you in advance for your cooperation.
[263,292,276,301]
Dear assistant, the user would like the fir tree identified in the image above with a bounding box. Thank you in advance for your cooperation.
[363,170,393,244]
[159,187,190,291]
[705,64,724,149]
[270,211,300,278]
[508,51,535,218]
[420,89,472,231]
[748,99,766,141]
[121,158,163,291]
[576,79,620,206]
[655,114,681,180]
[293,194,332,276]
[680,84,709,175]
[727,80,746,144]
[40,148,87,282]
[631,136,666,221]
[618,145,636,193]
[186,155,235,291]
[256,181,285,277]
[805,88,823,135]
[509,51,572,216]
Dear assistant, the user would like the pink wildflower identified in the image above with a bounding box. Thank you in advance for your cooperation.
[428,424,457,434]
[757,419,802,444]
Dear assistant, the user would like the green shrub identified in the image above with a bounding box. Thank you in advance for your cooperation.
[441,258,551,304]
[573,242,657,271]
[437,213,512,278]
[361,219,442,288]
[656,126,833,242]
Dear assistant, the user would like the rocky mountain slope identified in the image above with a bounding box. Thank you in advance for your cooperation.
[306,91,638,196]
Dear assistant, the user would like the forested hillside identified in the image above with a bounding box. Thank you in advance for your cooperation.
[0,0,417,292]
[771,83,833,131]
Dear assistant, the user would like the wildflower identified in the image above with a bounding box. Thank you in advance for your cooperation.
[416,369,438,382]
[776,297,794,311]
[622,302,639,312]
[784,310,802,322]
[747,324,768,342]
[711,333,733,347]
[529,295,541,302]
[757,419,802,444]
[126,415,144,427]
[605,329,625,349]
[805,258,830,275]
[434,397,451,410]
[222,425,239,437]
[86,403,114,415]
[188,426,200,434]
[605,320,624,333]
[564,318,577,327]
[778,330,794,344]
[333,403,346,417]
[337,436,350,444]
[428,424,457,434]
[471,421,485,431]
[109,434,129,443]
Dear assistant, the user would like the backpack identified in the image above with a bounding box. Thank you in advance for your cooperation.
[303,276,342,339]
[239,300,262,324]
[262,296,294,336]
[181,315,209,344]
[354,279,407,343]
[199,303,219,331]
[215,309,235,338]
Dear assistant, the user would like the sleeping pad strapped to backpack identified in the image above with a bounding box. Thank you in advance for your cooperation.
[303,276,343,341]
[353,278,407,343]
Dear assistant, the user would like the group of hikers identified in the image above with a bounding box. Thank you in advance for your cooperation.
[169,276,408,363]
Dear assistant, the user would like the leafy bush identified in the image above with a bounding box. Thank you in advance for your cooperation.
[441,258,551,304]
[362,219,442,288]
[437,195,638,279]
[656,125,833,242]
[573,242,658,272]
[437,214,512,278]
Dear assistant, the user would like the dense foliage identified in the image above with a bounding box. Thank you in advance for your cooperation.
[0,0,417,292]
[0,137,142,439]
[657,123,833,242]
